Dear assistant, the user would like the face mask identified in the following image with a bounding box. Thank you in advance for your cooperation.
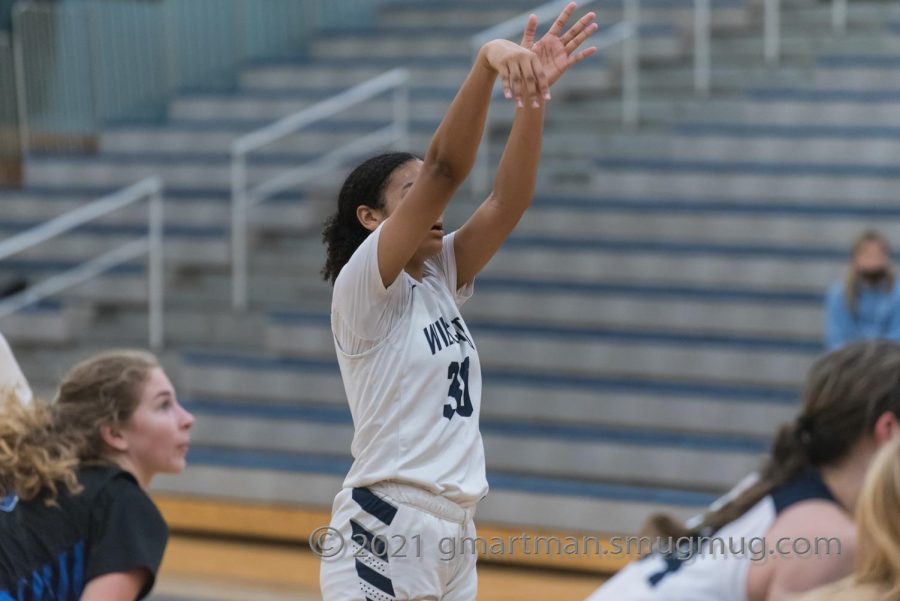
[859,268,889,285]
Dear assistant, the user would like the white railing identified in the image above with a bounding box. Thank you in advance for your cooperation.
[764,0,850,65]
[469,0,640,194]
[694,0,711,96]
[0,32,22,160]
[230,68,410,311]
[0,178,165,348]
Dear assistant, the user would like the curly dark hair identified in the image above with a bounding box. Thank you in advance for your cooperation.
[321,152,419,285]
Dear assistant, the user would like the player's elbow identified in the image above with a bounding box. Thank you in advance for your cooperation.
[422,154,467,188]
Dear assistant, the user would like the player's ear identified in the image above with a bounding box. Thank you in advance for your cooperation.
[356,204,384,232]
[100,423,129,452]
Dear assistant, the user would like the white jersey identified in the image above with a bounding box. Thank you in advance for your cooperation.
[331,225,487,508]
[586,470,837,601]
[0,333,32,405]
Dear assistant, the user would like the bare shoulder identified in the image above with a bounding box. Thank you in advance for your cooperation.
[757,500,856,601]
[768,499,855,546]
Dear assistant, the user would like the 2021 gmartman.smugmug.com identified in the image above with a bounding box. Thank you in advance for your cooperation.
[309,527,843,562]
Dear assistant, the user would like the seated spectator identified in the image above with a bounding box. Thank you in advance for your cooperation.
[793,435,900,601]
[825,230,900,350]
[585,341,900,601]
[0,350,194,600]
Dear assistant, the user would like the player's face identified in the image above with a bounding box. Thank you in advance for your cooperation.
[382,159,445,260]
[119,367,194,479]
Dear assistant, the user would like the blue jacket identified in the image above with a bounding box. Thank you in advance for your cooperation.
[824,280,900,350]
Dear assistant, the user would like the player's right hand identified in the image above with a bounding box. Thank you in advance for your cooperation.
[481,39,549,109]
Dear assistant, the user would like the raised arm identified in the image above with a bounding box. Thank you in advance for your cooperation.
[454,3,598,288]
[377,40,548,288]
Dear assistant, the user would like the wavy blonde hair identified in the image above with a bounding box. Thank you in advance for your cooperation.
[855,435,900,600]
[0,349,158,505]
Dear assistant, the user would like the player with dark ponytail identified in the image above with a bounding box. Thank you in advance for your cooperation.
[319,4,598,600]
[587,340,900,601]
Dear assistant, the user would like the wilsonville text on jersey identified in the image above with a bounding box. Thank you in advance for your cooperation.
[423,317,476,355]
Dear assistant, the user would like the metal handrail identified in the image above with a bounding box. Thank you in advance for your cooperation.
[0,177,165,348]
[230,68,411,310]
[694,0,711,96]
[0,30,23,161]
[469,0,640,194]
[765,0,849,65]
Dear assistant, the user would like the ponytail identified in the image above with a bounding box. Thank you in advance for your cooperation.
[645,341,900,541]
[0,390,82,504]
[321,152,418,284]
[643,420,810,539]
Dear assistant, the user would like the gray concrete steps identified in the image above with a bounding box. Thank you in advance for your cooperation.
[156,265,823,340]
[377,1,751,29]
[520,195,900,244]
[0,226,228,268]
[779,2,900,28]
[265,312,816,388]
[242,59,473,89]
[464,281,823,339]
[13,343,184,395]
[480,238,843,290]
[591,158,900,201]
[310,33,475,61]
[182,398,763,492]
[73,305,269,349]
[625,63,814,93]
[1,188,313,230]
[0,304,87,346]
[309,24,685,62]
[708,32,890,60]
[735,88,900,125]
[377,4,529,28]
[595,123,900,162]
[21,148,595,193]
[23,152,352,190]
[2,259,171,307]
[168,90,453,123]
[177,349,797,439]
[253,230,847,291]
[151,450,706,534]
[815,54,900,88]
[101,120,437,156]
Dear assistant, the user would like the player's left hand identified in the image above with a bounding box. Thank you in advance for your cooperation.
[520,2,599,90]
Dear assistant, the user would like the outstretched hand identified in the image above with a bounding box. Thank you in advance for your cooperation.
[483,39,551,109]
[521,2,599,89]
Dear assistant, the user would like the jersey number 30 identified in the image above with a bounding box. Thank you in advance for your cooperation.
[444,357,474,420]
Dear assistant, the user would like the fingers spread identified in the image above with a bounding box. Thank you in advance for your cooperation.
[520,13,538,48]
[547,1,577,38]
[568,46,598,67]
[565,21,600,54]
[561,11,597,47]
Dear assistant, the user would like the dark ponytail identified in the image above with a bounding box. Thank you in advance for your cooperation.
[321,152,418,285]
[644,340,900,540]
